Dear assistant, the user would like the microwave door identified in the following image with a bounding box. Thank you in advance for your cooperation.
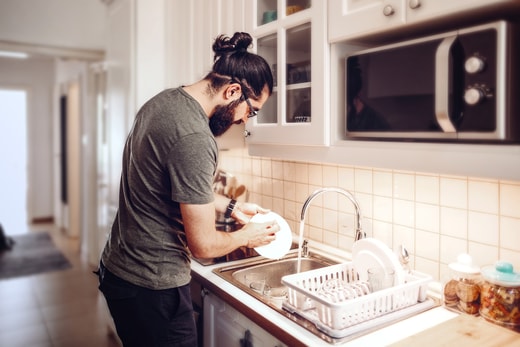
[346,21,516,143]
[346,38,457,139]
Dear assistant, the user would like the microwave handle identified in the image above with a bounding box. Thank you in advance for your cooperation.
[435,36,457,132]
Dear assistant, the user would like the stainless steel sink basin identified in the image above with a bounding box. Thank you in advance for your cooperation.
[214,251,338,308]
[233,257,331,294]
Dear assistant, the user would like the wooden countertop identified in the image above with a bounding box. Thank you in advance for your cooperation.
[391,314,520,347]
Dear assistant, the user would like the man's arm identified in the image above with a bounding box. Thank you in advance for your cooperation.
[181,202,278,259]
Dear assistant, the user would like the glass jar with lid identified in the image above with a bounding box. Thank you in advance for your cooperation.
[480,261,520,331]
[443,253,481,315]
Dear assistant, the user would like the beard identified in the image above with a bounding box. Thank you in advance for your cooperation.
[209,99,242,137]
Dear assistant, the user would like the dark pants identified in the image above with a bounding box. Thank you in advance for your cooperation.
[97,262,198,347]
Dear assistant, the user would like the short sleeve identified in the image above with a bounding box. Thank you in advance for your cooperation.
[166,132,218,204]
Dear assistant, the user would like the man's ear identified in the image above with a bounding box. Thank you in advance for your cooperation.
[224,83,242,101]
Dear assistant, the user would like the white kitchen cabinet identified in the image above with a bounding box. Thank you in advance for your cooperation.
[203,290,287,347]
[244,0,330,146]
[328,0,520,42]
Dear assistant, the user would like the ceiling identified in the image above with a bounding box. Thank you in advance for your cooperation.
[0,0,107,60]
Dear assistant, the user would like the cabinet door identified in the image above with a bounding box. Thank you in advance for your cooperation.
[244,0,330,146]
[328,0,403,42]
[329,0,520,42]
[405,0,519,24]
[203,291,286,347]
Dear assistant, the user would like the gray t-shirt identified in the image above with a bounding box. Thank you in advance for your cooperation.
[102,87,218,290]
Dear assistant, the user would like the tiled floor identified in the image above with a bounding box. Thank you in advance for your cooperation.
[0,223,121,347]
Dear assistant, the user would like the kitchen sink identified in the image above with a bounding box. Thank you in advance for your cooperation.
[233,256,329,289]
[214,250,338,308]
[214,251,361,344]
[213,250,439,344]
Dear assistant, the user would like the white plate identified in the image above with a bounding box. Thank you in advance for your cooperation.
[352,238,405,285]
[251,212,292,260]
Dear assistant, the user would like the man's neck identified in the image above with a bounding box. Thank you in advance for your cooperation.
[183,81,216,117]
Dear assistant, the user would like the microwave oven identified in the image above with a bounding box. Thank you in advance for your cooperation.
[345,21,520,143]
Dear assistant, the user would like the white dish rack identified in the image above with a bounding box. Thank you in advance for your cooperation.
[281,262,432,337]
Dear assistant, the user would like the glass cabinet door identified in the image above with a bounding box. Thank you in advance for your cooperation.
[256,0,311,26]
[246,0,329,146]
[286,24,311,123]
[256,25,311,125]
[256,34,277,124]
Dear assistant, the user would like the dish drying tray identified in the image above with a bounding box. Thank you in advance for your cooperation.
[281,262,433,338]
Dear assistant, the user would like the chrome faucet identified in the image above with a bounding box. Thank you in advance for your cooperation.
[299,187,365,257]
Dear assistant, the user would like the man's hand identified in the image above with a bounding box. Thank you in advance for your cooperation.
[232,202,270,224]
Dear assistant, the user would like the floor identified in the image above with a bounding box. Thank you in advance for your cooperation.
[0,223,122,347]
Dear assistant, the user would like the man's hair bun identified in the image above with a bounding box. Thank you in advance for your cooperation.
[212,32,252,60]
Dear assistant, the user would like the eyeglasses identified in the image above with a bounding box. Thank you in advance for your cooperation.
[242,94,258,119]
[231,77,258,119]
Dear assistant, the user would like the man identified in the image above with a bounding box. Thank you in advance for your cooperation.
[98,32,277,346]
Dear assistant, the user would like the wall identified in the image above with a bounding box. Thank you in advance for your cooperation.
[104,0,134,213]
[136,0,167,108]
[167,0,248,151]
[219,147,520,282]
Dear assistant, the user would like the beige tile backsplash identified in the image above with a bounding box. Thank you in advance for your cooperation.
[219,148,520,282]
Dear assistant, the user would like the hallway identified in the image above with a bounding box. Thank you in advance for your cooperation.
[0,223,121,347]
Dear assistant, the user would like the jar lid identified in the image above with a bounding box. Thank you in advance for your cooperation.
[481,261,520,287]
[448,253,480,274]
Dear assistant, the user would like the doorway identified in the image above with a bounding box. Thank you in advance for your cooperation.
[0,88,28,235]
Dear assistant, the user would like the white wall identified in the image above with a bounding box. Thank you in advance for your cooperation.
[104,0,134,213]
[135,0,166,108]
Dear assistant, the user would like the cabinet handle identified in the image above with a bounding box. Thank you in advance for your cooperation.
[243,129,251,138]
[382,5,395,16]
[240,330,254,347]
[201,288,209,298]
[408,0,421,9]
